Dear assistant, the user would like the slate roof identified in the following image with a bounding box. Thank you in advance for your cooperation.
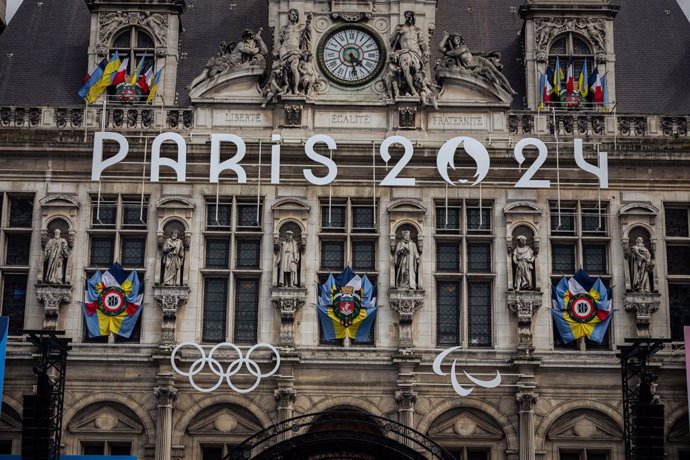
[0,0,688,113]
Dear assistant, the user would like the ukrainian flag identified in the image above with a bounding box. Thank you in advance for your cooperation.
[317,267,377,341]
[552,269,612,344]
[83,263,143,338]
[85,52,121,103]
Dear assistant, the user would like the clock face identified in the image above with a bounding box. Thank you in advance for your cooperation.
[317,25,386,86]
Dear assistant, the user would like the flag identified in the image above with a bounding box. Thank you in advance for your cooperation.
[551,57,564,102]
[0,317,8,409]
[130,53,147,86]
[146,68,163,104]
[588,66,600,102]
[138,67,153,94]
[538,73,547,109]
[566,57,575,94]
[592,70,604,105]
[86,52,121,103]
[317,267,377,341]
[82,263,143,338]
[578,60,589,98]
[78,57,108,100]
[601,74,609,111]
[551,269,612,344]
[111,57,129,87]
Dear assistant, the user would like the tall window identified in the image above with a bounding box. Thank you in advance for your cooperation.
[435,201,494,348]
[0,194,33,336]
[559,450,609,460]
[111,27,156,77]
[86,195,147,343]
[319,198,378,344]
[550,201,610,350]
[202,198,262,343]
[665,206,690,341]
[547,32,596,108]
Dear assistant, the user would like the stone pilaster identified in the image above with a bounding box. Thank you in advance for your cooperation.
[35,284,72,330]
[507,290,543,357]
[154,374,178,460]
[270,287,306,347]
[274,378,297,442]
[152,285,190,349]
[389,288,425,349]
[624,291,661,338]
[515,390,539,460]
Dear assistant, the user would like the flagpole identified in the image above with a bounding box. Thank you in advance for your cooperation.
[83,100,89,143]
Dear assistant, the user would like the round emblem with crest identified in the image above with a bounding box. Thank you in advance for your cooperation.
[567,293,597,323]
[98,286,127,316]
[331,285,363,326]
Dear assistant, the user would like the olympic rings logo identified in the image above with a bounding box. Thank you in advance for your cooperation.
[171,342,281,394]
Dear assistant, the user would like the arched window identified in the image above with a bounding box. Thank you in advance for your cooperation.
[111,27,156,75]
[547,33,596,108]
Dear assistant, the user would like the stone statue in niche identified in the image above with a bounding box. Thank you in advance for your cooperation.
[161,231,185,286]
[512,235,536,291]
[188,28,268,90]
[383,10,437,108]
[277,230,301,288]
[630,236,653,292]
[394,230,420,290]
[43,229,70,284]
[437,31,516,95]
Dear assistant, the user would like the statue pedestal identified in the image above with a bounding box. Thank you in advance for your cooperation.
[153,285,190,349]
[507,290,543,357]
[389,288,425,349]
[271,287,307,347]
[35,284,72,330]
[624,291,661,338]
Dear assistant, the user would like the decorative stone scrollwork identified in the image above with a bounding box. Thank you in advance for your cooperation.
[97,11,169,52]
[35,284,72,330]
[535,17,607,62]
[153,285,190,347]
[153,383,178,406]
[330,12,372,23]
[507,291,543,357]
[271,287,307,347]
[395,390,418,411]
[624,292,661,339]
[285,105,303,127]
[274,387,297,409]
[618,116,646,136]
[515,391,539,412]
[399,106,417,129]
[389,288,425,349]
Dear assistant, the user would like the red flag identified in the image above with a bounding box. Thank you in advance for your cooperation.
[138,67,153,93]
[111,58,129,86]
[566,58,575,94]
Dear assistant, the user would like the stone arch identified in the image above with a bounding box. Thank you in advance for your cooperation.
[534,399,622,450]
[272,197,311,212]
[62,393,156,444]
[0,394,22,420]
[618,202,659,216]
[622,222,655,241]
[277,218,306,234]
[508,221,538,238]
[504,201,543,214]
[156,197,195,210]
[416,397,518,451]
[160,216,190,232]
[172,394,274,445]
[665,405,689,433]
[548,31,595,57]
[387,198,427,214]
[308,395,385,418]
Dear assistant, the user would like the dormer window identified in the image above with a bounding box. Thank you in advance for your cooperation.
[112,27,156,75]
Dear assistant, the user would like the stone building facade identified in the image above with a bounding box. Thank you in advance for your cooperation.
[0,0,689,459]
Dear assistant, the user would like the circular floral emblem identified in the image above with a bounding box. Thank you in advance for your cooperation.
[98,286,127,316]
[567,293,597,323]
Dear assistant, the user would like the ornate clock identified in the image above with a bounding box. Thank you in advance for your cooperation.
[317,24,386,86]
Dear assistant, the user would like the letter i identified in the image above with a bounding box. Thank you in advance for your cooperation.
[271,134,281,184]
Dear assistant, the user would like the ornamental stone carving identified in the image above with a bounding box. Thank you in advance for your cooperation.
[153,383,178,406]
[97,11,169,51]
[534,17,607,62]
[271,287,307,347]
[389,288,425,349]
[35,284,73,330]
[624,236,654,293]
[511,235,536,292]
[507,290,543,357]
[624,292,661,338]
[392,230,421,290]
[153,285,190,347]
[42,229,70,285]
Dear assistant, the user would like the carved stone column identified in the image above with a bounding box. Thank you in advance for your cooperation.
[624,292,661,338]
[389,288,425,349]
[35,284,72,330]
[515,390,539,460]
[153,285,190,348]
[154,374,177,460]
[507,291,543,357]
[274,378,297,442]
[270,287,306,347]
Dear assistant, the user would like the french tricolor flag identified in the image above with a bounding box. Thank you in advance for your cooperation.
[111,58,129,86]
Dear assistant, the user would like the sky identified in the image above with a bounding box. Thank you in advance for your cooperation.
[5,0,690,24]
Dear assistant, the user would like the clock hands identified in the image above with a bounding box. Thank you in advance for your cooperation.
[347,51,363,78]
